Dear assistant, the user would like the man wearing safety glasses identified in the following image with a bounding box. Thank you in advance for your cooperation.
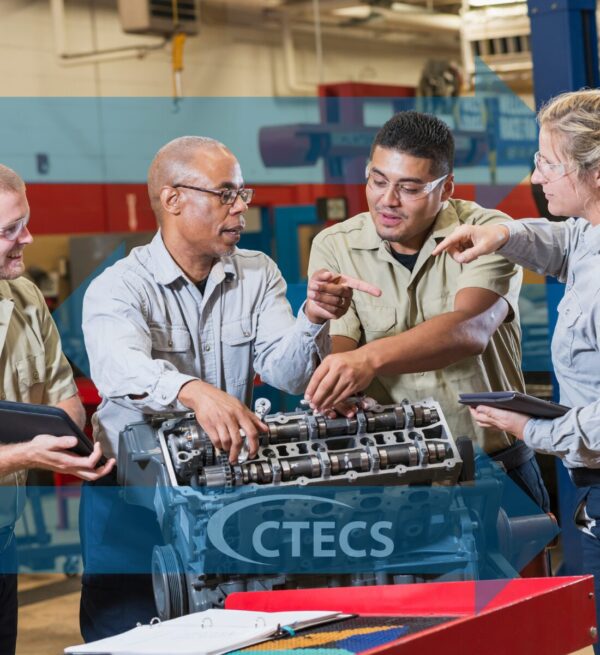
[306,111,549,513]
[0,165,114,655]
[79,136,380,640]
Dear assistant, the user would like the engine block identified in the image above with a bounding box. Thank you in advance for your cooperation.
[116,397,555,620]
[149,398,461,489]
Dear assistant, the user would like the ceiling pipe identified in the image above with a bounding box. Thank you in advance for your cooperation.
[290,19,445,47]
[50,0,166,67]
[207,5,459,51]
[199,9,458,60]
[312,0,324,84]
[289,0,461,35]
[281,12,319,94]
[286,2,459,33]
[371,6,461,33]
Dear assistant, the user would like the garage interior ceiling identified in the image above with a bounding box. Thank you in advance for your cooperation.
[199,0,538,89]
[60,0,600,92]
[46,0,567,93]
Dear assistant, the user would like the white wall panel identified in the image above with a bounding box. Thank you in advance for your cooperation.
[0,0,456,97]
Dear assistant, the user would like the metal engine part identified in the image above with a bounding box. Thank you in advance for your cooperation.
[117,397,556,621]
[149,398,460,489]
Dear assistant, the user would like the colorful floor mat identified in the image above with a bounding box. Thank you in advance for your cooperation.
[232,615,455,655]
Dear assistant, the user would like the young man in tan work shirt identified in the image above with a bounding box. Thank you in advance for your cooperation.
[0,164,114,655]
[306,111,549,512]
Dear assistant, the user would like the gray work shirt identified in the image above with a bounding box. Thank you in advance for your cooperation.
[82,232,329,458]
[499,217,600,468]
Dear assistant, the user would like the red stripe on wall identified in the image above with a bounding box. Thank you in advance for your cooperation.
[24,183,537,235]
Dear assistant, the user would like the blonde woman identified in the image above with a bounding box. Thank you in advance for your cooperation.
[433,89,600,651]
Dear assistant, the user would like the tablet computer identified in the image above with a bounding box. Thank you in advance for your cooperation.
[0,399,99,459]
[458,391,569,419]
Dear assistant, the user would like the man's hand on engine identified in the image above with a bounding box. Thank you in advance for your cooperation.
[321,396,378,419]
[304,349,376,413]
[178,380,266,463]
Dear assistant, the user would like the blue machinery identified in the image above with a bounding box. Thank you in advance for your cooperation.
[116,399,557,619]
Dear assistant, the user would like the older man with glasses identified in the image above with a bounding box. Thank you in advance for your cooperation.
[305,111,550,516]
[79,135,380,641]
[0,164,114,655]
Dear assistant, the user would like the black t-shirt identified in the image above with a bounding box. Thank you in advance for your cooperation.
[196,278,208,295]
[390,249,419,273]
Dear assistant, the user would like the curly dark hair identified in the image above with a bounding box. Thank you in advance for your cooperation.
[371,111,454,177]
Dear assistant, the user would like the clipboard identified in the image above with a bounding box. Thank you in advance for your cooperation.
[458,391,569,419]
[0,399,101,460]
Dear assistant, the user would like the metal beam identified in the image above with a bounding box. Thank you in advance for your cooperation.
[528,0,599,108]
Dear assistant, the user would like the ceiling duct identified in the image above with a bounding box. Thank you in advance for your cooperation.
[118,0,201,36]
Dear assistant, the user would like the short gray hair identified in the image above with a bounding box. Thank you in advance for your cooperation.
[147,136,227,218]
[0,164,25,194]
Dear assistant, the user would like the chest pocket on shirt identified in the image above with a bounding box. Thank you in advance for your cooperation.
[150,326,192,370]
[221,315,256,386]
[359,306,397,341]
[16,353,47,404]
[556,293,583,366]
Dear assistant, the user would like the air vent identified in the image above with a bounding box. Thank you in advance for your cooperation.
[461,4,532,87]
[118,0,200,36]
[472,34,530,58]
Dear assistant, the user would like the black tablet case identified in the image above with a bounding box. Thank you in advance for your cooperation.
[458,391,569,419]
[0,400,96,458]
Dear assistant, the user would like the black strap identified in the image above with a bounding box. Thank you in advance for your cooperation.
[490,440,535,471]
[570,468,600,487]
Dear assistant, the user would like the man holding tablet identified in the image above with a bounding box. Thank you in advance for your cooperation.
[0,164,114,655]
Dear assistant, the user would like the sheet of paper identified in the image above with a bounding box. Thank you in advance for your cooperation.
[65,609,344,655]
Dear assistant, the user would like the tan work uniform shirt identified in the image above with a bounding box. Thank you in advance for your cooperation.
[309,199,525,454]
[0,277,78,528]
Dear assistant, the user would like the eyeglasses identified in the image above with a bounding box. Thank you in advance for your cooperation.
[365,167,448,201]
[173,184,255,206]
[533,151,575,181]
[0,214,29,241]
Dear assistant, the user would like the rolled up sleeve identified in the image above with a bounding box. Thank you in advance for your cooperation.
[252,259,329,395]
[456,253,522,322]
[498,218,575,282]
[82,275,197,414]
[524,402,600,468]
[455,212,523,321]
